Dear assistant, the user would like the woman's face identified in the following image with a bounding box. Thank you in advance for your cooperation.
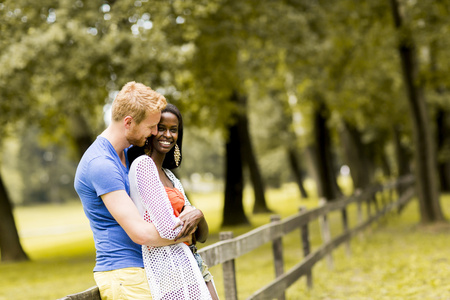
[151,112,179,155]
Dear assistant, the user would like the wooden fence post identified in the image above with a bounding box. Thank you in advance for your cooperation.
[220,231,237,300]
[299,206,313,289]
[381,190,387,215]
[355,189,364,240]
[341,207,351,257]
[271,215,285,300]
[381,188,391,220]
[319,198,333,269]
[366,196,372,219]
[389,187,395,216]
[373,192,380,214]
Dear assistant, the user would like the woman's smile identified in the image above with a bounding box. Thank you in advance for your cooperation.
[158,140,173,148]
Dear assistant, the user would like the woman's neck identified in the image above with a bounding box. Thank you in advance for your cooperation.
[151,152,174,188]
[151,152,165,170]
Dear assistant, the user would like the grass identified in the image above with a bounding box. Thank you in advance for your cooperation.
[1,181,450,299]
[285,199,450,300]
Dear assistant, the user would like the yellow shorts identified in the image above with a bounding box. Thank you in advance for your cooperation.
[94,267,151,300]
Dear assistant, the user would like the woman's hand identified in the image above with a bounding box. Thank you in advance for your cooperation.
[176,232,193,245]
[173,206,204,241]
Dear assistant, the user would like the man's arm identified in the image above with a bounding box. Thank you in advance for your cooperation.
[102,190,191,247]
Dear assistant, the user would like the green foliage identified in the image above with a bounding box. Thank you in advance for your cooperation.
[247,88,294,187]
[1,122,79,205]
[0,0,450,210]
[179,127,224,179]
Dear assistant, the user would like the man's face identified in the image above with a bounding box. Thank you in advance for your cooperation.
[126,111,161,147]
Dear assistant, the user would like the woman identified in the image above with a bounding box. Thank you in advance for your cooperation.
[128,104,219,300]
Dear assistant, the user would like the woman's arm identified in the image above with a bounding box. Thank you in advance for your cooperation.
[131,156,182,240]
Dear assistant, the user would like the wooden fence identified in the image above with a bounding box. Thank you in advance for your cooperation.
[59,175,415,300]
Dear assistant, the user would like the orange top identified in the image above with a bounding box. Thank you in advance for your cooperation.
[165,186,185,217]
[165,186,190,246]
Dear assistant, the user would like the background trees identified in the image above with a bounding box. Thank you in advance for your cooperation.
[1,0,449,261]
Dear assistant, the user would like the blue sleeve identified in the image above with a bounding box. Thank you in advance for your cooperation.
[87,156,126,197]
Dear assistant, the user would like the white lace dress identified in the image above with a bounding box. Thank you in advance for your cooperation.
[129,155,212,300]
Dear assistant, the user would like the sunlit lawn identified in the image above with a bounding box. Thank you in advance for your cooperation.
[1,180,450,300]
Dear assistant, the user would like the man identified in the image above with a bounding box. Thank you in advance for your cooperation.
[74,81,190,299]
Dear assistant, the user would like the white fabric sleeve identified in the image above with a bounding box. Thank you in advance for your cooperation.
[133,156,181,240]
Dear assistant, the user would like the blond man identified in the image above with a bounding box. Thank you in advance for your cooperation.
[74,82,191,299]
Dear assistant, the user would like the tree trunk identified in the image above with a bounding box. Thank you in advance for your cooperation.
[430,42,450,192]
[0,173,29,262]
[287,146,308,198]
[379,149,392,178]
[237,95,270,214]
[282,90,309,199]
[393,125,413,213]
[436,109,450,192]
[393,126,411,179]
[69,114,95,159]
[390,0,445,222]
[339,121,372,191]
[311,102,342,201]
[222,93,250,226]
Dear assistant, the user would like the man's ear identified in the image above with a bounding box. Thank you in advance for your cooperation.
[124,116,133,128]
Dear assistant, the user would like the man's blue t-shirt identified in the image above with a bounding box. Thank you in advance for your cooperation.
[74,136,143,272]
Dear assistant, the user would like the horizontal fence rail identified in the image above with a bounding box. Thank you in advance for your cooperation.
[59,175,415,300]
[58,286,100,300]
[248,185,415,299]
[198,175,415,300]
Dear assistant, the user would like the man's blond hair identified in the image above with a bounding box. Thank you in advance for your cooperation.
[111,81,167,124]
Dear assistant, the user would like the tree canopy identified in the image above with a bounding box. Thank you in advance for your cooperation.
[1,0,450,260]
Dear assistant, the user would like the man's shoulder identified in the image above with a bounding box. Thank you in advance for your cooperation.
[76,138,119,178]
[80,138,116,162]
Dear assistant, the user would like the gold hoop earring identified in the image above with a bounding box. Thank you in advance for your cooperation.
[174,144,181,166]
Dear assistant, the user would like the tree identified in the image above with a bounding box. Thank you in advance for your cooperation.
[310,101,342,200]
[237,95,271,213]
[0,0,46,262]
[389,0,445,222]
[147,0,278,225]
[0,174,28,262]
[422,5,450,192]
[339,121,373,190]
[281,1,421,199]
[222,92,249,226]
